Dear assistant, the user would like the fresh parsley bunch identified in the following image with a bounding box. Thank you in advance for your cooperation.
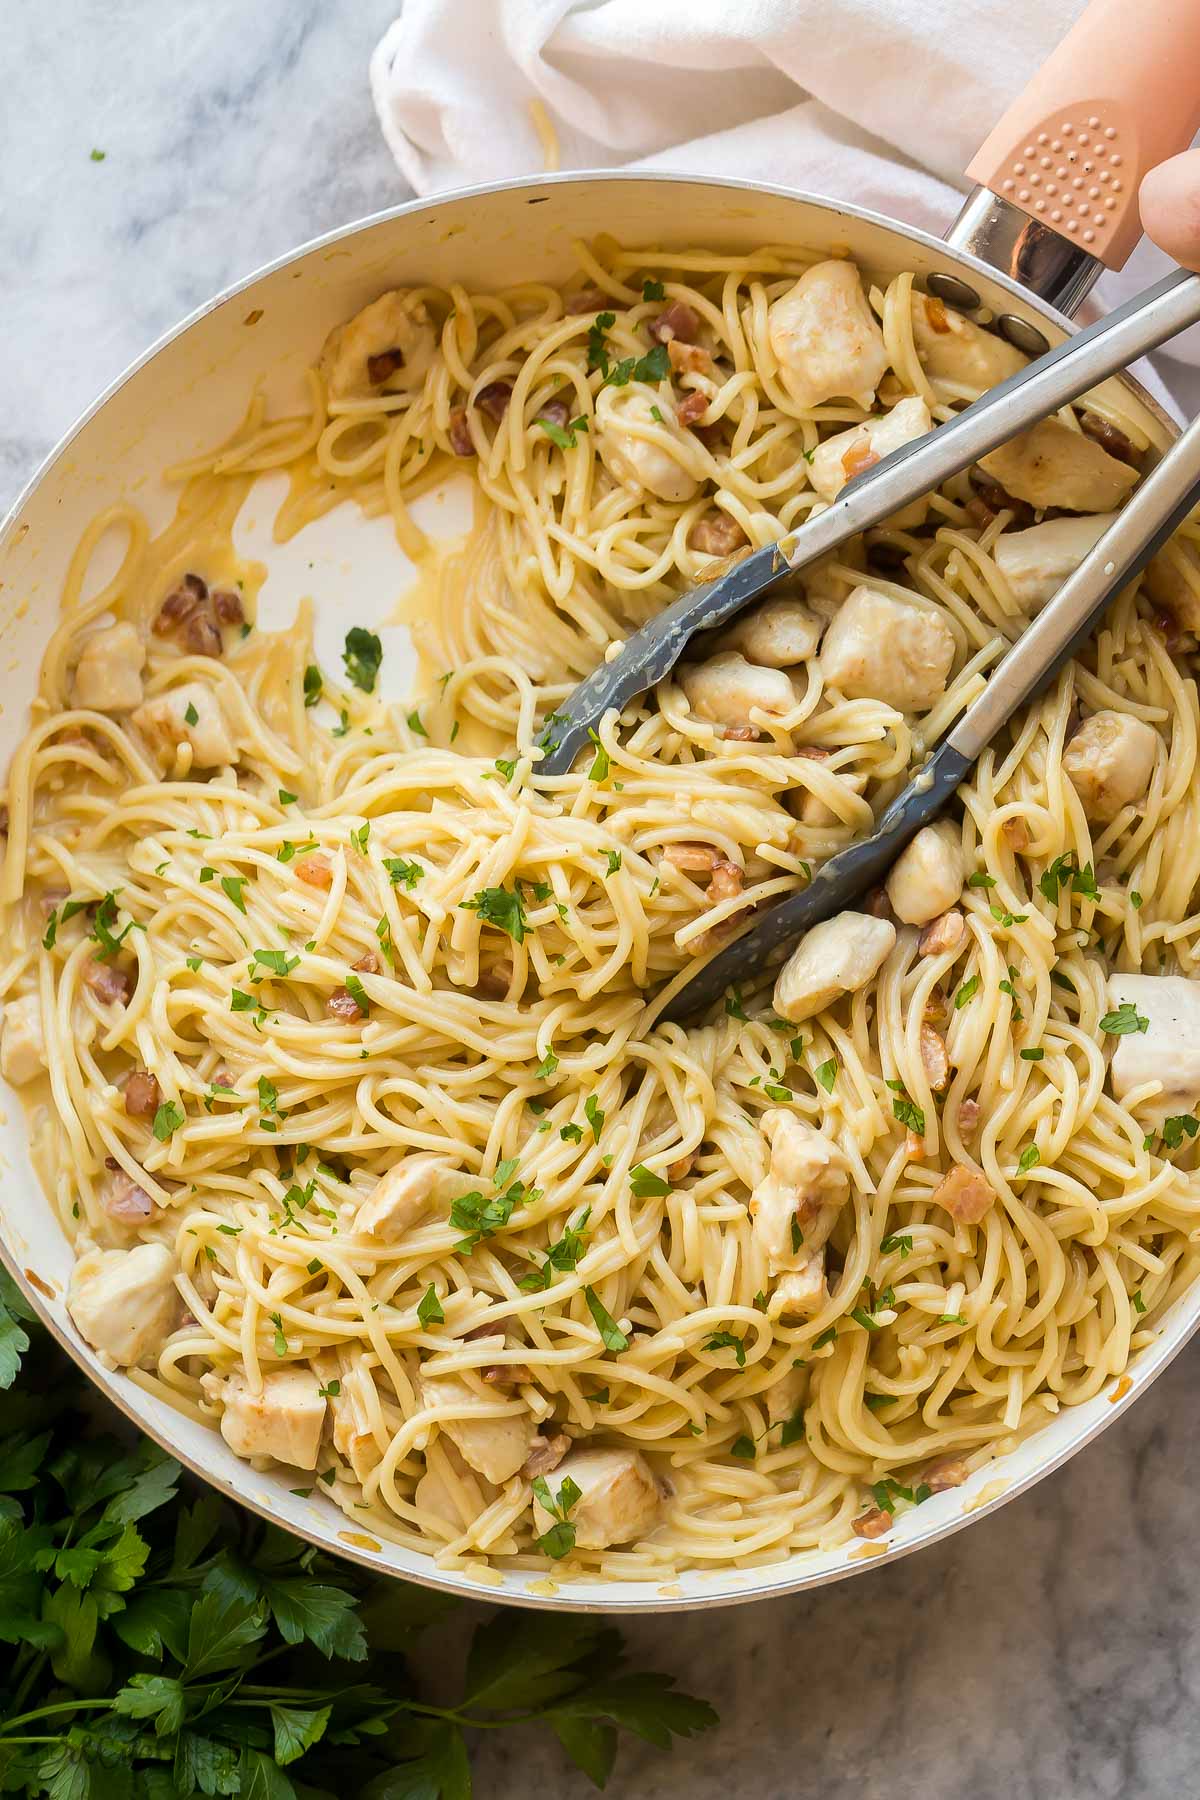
[0,1273,716,1797]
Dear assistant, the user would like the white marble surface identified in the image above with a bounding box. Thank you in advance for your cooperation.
[7,4,1200,1795]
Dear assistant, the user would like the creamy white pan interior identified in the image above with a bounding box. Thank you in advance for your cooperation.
[1,173,1192,1612]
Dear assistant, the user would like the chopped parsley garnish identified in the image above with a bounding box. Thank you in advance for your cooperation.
[560,1122,584,1144]
[152,1101,184,1142]
[725,987,749,1022]
[184,701,199,726]
[1039,852,1101,905]
[406,709,427,738]
[251,947,299,978]
[967,871,996,889]
[343,627,383,693]
[520,1207,591,1291]
[257,1075,279,1116]
[460,885,528,943]
[1132,1290,1148,1314]
[779,1408,806,1446]
[584,1286,628,1353]
[587,311,617,374]
[1162,1113,1200,1149]
[1100,1000,1149,1036]
[887,1083,925,1135]
[629,1163,671,1197]
[1017,1143,1041,1173]
[221,875,248,914]
[303,664,323,706]
[350,822,370,855]
[729,1435,756,1460]
[703,1331,747,1367]
[269,1312,288,1356]
[989,903,1028,928]
[493,757,518,783]
[417,1284,444,1328]
[642,278,666,301]
[764,1083,793,1103]
[532,1473,583,1559]
[587,729,610,781]
[42,897,87,950]
[1020,1046,1044,1061]
[955,974,980,1009]
[881,1233,913,1257]
[344,973,370,1014]
[1130,890,1143,910]
[605,849,622,875]
[384,856,423,889]
[450,1178,529,1250]
[185,956,202,972]
[812,1326,838,1349]
[585,1095,604,1142]
[279,788,298,805]
[534,1048,559,1080]
[538,418,580,450]
[815,1058,838,1093]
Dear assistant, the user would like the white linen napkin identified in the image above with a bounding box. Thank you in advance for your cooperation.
[370,0,1200,405]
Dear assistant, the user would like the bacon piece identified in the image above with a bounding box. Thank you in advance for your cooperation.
[475,958,514,999]
[367,348,406,385]
[483,1363,532,1388]
[667,1151,695,1181]
[0,806,8,837]
[922,1454,969,1493]
[668,339,711,375]
[475,381,513,422]
[956,1097,981,1141]
[1080,411,1138,467]
[326,985,365,1022]
[865,887,893,920]
[154,585,201,635]
[1001,817,1030,851]
[676,391,709,428]
[969,471,1034,528]
[920,1023,950,1093]
[705,860,744,905]
[124,1071,161,1118]
[931,1161,995,1223]
[212,589,245,625]
[852,1507,892,1539]
[565,287,608,314]
[650,300,700,345]
[663,842,721,874]
[917,909,966,958]
[522,1431,571,1478]
[352,952,381,975]
[102,1170,154,1224]
[84,960,131,1005]
[448,408,475,457]
[537,399,570,429]
[295,854,333,889]
[183,611,223,658]
[841,441,880,482]
[687,512,747,557]
[722,724,759,741]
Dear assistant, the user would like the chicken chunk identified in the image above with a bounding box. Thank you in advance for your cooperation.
[809,398,933,504]
[819,586,955,713]
[72,623,146,713]
[132,683,235,769]
[909,292,1027,394]
[67,1242,178,1368]
[531,1447,661,1550]
[931,1163,996,1225]
[214,1368,326,1469]
[595,383,700,503]
[750,1110,849,1270]
[1,993,46,1087]
[775,1251,829,1318]
[979,418,1138,514]
[763,1361,807,1426]
[993,513,1114,611]
[355,1155,446,1241]
[1143,538,1200,632]
[679,652,795,730]
[324,1363,383,1482]
[1107,973,1200,1126]
[420,1371,536,1485]
[773,910,896,1022]
[1062,711,1157,822]
[415,1441,491,1531]
[767,260,888,410]
[318,290,437,400]
[885,824,965,926]
[717,598,822,668]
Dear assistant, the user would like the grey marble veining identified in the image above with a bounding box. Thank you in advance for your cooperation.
[6,4,1200,1795]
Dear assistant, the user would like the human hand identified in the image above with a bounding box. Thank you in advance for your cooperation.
[1140,149,1200,271]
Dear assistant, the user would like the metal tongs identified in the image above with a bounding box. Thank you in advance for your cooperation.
[536,268,1200,1022]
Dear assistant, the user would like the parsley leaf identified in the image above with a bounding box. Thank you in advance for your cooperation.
[703,1330,747,1367]
[585,1286,628,1353]
[461,884,528,942]
[629,1163,671,1197]
[152,1101,184,1142]
[815,1058,838,1093]
[384,856,423,889]
[303,664,323,706]
[1100,1000,1150,1036]
[342,627,382,693]
[417,1284,444,1328]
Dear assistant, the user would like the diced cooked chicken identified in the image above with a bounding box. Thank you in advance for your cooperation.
[72,623,146,713]
[67,1242,177,1367]
[102,1169,154,1225]
[920,1023,951,1094]
[355,1155,446,1241]
[763,1361,807,1426]
[324,1362,383,1481]
[793,763,867,829]
[767,260,888,410]
[1144,538,1200,633]
[885,824,965,926]
[819,586,955,713]
[212,1368,326,1469]
[809,398,933,505]
[775,1251,829,1318]
[679,652,795,730]
[530,1447,661,1550]
[1106,973,1200,1126]
[132,683,235,769]
[979,418,1138,514]
[717,598,822,668]
[1062,711,1157,822]
[909,292,1027,393]
[688,511,748,559]
[415,1440,492,1531]
[522,1431,572,1478]
[595,383,700,503]
[774,910,895,1023]
[1,993,46,1087]
[318,289,437,400]
[801,550,864,620]
[931,1163,996,1225]
[993,513,1114,610]
[750,1109,849,1272]
[420,1371,537,1485]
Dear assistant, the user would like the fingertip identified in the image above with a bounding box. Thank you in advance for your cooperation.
[1140,149,1200,271]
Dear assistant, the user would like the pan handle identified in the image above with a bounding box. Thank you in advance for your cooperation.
[945,0,1200,315]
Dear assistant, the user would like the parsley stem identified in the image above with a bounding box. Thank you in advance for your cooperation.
[0,1698,119,1732]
